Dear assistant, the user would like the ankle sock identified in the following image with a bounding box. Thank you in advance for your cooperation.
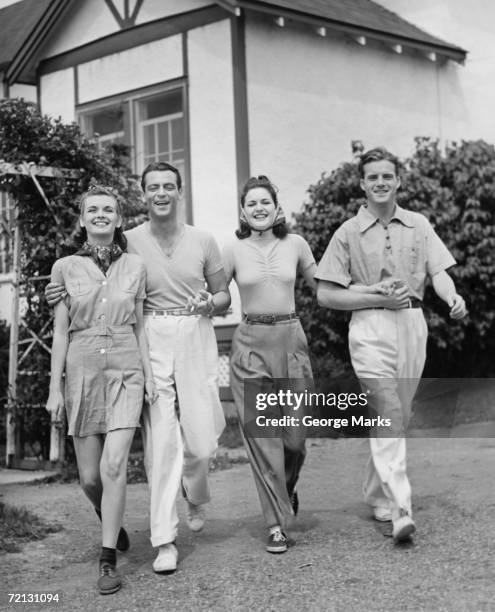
[99,546,116,567]
[269,525,282,535]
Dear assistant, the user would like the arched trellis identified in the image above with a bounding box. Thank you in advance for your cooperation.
[1,161,80,469]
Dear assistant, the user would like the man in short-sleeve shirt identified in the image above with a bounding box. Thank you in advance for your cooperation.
[316,147,466,542]
[126,162,230,572]
[46,163,231,572]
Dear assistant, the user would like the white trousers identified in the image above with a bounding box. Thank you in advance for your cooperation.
[141,315,225,547]
[349,309,427,520]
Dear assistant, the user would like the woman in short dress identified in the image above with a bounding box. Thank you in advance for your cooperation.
[46,185,156,595]
[223,175,316,553]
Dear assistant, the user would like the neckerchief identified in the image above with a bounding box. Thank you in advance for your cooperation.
[75,241,123,274]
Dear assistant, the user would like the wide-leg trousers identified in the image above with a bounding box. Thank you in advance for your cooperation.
[348,308,427,521]
[230,319,313,530]
[141,314,225,547]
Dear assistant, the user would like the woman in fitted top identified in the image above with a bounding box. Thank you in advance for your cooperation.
[223,175,316,554]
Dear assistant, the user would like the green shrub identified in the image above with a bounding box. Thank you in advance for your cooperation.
[294,138,495,378]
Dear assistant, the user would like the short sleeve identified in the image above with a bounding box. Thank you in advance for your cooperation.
[204,233,224,277]
[222,243,235,284]
[136,261,146,301]
[295,235,316,272]
[314,228,352,287]
[423,219,456,276]
[50,259,64,284]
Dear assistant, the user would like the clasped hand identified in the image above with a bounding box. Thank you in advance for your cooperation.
[186,289,214,315]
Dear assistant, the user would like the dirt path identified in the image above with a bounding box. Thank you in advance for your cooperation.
[1,437,495,612]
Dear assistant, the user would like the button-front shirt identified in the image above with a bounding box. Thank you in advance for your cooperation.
[50,253,146,332]
[315,204,456,300]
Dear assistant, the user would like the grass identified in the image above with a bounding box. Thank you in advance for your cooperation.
[0,501,62,554]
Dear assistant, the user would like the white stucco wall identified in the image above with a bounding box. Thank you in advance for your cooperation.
[40,68,75,122]
[39,0,213,60]
[245,16,465,217]
[39,0,119,59]
[188,19,240,325]
[136,0,211,25]
[187,20,238,247]
[8,84,37,103]
[77,36,183,104]
[375,0,495,143]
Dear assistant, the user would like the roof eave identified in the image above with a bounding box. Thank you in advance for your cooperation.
[5,0,76,86]
[229,0,467,63]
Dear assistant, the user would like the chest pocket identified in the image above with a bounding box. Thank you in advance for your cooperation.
[399,231,422,275]
[66,272,92,296]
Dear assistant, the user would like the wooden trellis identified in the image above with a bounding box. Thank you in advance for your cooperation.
[1,161,80,468]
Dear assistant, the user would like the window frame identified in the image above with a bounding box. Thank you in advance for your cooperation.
[76,79,192,223]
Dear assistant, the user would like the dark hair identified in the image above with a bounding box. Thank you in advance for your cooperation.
[236,175,288,239]
[240,175,278,207]
[141,161,182,191]
[72,183,127,252]
[358,147,401,178]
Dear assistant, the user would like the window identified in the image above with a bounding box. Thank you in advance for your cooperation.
[81,105,126,148]
[78,84,189,219]
[0,191,14,275]
[136,90,185,181]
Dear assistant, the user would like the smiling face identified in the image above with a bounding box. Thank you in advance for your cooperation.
[360,159,400,209]
[143,170,182,222]
[79,194,121,244]
[242,187,277,232]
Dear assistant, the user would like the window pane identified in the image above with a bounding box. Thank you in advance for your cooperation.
[144,124,155,156]
[91,106,123,136]
[157,122,169,154]
[142,90,182,120]
[171,118,184,150]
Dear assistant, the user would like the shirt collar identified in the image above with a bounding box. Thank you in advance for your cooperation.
[357,204,415,233]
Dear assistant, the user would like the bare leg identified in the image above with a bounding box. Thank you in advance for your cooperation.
[100,428,135,548]
[73,435,104,510]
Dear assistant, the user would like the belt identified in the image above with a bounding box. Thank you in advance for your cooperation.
[69,324,133,340]
[243,312,298,325]
[368,298,422,310]
[144,308,194,317]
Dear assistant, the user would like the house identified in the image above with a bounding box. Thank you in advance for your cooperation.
[1,0,484,328]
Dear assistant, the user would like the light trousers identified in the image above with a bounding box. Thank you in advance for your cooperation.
[349,308,427,520]
[141,315,225,547]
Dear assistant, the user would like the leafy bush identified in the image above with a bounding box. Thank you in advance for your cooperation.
[294,138,495,378]
[0,98,146,460]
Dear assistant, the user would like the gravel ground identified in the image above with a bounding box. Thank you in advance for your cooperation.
[1,437,495,612]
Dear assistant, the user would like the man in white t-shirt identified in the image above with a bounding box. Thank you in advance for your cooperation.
[46,162,230,573]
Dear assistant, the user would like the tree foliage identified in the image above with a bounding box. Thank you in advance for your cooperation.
[0,98,145,460]
[294,138,495,378]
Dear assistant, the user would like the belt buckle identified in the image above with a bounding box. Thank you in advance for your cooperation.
[407,298,412,309]
[259,314,276,324]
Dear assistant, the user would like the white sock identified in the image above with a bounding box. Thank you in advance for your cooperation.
[269,525,281,535]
